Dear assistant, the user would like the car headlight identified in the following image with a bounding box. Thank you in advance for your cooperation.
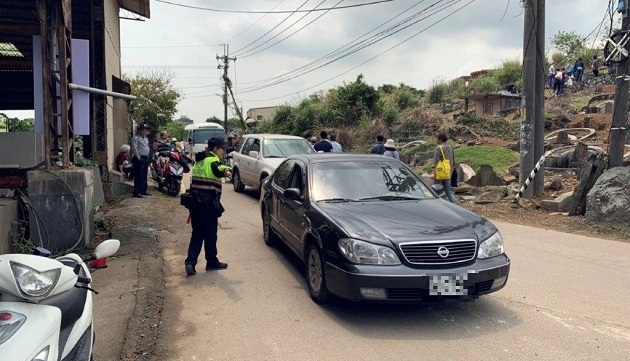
[9,262,61,298]
[338,238,401,265]
[477,231,505,259]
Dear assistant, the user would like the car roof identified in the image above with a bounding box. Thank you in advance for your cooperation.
[242,134,308,140]
[287,153,398,163]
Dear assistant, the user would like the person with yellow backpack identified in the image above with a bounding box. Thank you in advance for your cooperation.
[433,133,458,204]
[183,137,232,276]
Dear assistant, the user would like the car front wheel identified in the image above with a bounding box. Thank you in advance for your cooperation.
[306,244,331,304]
[233,169,245,192]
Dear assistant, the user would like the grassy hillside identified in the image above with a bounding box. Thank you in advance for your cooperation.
[454,146,519,173]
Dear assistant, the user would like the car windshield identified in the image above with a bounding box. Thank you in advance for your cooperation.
[192,129,226,144]
[263,139,314,158]
[311,161,435,202]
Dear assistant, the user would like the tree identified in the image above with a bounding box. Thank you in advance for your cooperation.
[206,116,221,123]
[0,113,34,131]
[327,74,380,125]
[124,69,181,131]
[165,121,185,141]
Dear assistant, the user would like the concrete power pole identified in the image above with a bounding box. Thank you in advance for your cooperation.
[520,0,545,198]
[217,44,237,131]
[610,5,630,168]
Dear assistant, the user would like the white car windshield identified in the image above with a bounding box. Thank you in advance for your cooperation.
[311,161,435,202]
[263,139,314,158]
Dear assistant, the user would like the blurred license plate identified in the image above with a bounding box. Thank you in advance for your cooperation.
[429,274,467,296]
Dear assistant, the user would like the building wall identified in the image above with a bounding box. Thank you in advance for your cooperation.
[104,0,122,169]
[246,107,278,122]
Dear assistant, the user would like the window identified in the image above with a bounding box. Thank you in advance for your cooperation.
[192,128,226,144]
[251,139,261,154]
[288,165,304,191]
[257,115,263,121]
[240,138,255,154]
[273,160,295,188]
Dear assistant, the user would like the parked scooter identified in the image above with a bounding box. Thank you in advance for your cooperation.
[150,146,191,196]
[0,239,121,360]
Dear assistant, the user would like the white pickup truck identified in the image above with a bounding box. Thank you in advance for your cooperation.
[231,134,314,195]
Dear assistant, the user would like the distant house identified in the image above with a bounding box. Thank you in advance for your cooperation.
[246,106,279,122]
[460,91,522,116]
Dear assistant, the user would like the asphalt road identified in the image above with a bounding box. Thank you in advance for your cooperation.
[151,184,630,361]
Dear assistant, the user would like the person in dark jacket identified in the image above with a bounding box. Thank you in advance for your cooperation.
[313,130,333,153]
[184,137,232,276]
[370,135,386,155]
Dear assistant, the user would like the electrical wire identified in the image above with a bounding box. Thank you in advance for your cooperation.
[239,0,460,94]
[238,0,345,59]
[236,0,430,87]
[232,0,311,56]
[154,0,395,13]
[242,0,476,102]
[15,189,49,249]
[226,0,288,44]
[234,0,331,58]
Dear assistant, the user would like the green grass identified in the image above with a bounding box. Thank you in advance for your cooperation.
[454,146,519,174]
[571,95,592,112]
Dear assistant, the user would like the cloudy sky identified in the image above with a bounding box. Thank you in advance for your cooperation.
[4,0,609,122]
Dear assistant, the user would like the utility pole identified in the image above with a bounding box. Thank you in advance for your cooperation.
[533,0,545,196]
[610,3,630,168]
[217,44,237,131]
[519,0,545,198]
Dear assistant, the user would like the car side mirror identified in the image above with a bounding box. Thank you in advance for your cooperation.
[249,150,259,158]
[283,188,302,201]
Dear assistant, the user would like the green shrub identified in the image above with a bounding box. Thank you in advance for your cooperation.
[427,82,447,104]
[454,146,519,173]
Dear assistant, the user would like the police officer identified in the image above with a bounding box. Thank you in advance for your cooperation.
[185,137,232,276]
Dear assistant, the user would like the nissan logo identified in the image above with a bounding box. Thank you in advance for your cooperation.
[437,246,450,258]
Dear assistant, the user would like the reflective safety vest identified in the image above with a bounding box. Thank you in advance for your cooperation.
[190,152,229,193]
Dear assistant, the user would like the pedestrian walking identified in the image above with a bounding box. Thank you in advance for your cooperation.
[592,56,601,77]
[574,58,585,82]
[383,139,399,160]
[184,137,232,276]
[330,134,342,153]
[130,123,151,198]
[370,135,386,155]
[433,133,458,204]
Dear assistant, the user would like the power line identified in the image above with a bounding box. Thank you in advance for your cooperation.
[232,0,311,56]
[239,0,477,102]
[238,0,345,59]
[154,0,395,14]
[226,0,288,44]
[235,0,332,58]
[239,0,459,94]
[235,0,433,87]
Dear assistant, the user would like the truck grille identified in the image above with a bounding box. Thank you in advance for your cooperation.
[399,239,477,265]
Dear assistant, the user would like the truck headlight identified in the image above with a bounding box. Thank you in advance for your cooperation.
[338,238,401,265]
[477,231,505,259]
[10,262,61,298]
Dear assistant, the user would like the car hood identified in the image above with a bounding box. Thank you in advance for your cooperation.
[316,199,497,245]
[263,157,285,169]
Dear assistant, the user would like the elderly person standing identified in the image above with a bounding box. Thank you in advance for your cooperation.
[383,139,399,160]
[130,123,151,198]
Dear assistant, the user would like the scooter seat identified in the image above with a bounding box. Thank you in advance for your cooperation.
[40,259,88,329]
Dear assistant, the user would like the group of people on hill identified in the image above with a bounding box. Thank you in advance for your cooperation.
[548,56,602,95]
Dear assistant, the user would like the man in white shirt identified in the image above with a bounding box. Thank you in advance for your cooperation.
[130,123,151,198]
[330,135,342,153]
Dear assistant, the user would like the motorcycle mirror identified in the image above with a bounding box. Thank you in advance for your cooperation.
[94,239,121,259]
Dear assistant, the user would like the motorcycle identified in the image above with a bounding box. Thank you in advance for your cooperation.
[150,147,191,196]
[0,239,121,360]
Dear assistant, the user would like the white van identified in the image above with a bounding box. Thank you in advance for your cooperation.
[182,122,227,157]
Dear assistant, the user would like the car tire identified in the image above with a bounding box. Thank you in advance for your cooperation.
[305,243,331,304]
[262,204,278,247]
[233,169,245,193]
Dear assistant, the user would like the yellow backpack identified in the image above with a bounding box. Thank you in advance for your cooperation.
[435,146,451,181]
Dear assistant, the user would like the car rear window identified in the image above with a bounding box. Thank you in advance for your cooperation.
[263,139,314,158]
[311,161,434,201]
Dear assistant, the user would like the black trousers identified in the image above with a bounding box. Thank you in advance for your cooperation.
[185,205,219,267]
[133,156,149,195]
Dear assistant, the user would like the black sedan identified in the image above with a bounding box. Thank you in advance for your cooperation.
[260,154,510,303]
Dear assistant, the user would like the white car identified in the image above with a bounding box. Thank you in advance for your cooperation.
[231,134,314,195]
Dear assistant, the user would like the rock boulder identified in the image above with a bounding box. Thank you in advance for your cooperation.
[585,167,630,223]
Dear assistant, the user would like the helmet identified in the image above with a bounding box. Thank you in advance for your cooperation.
[171,137,177,142]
